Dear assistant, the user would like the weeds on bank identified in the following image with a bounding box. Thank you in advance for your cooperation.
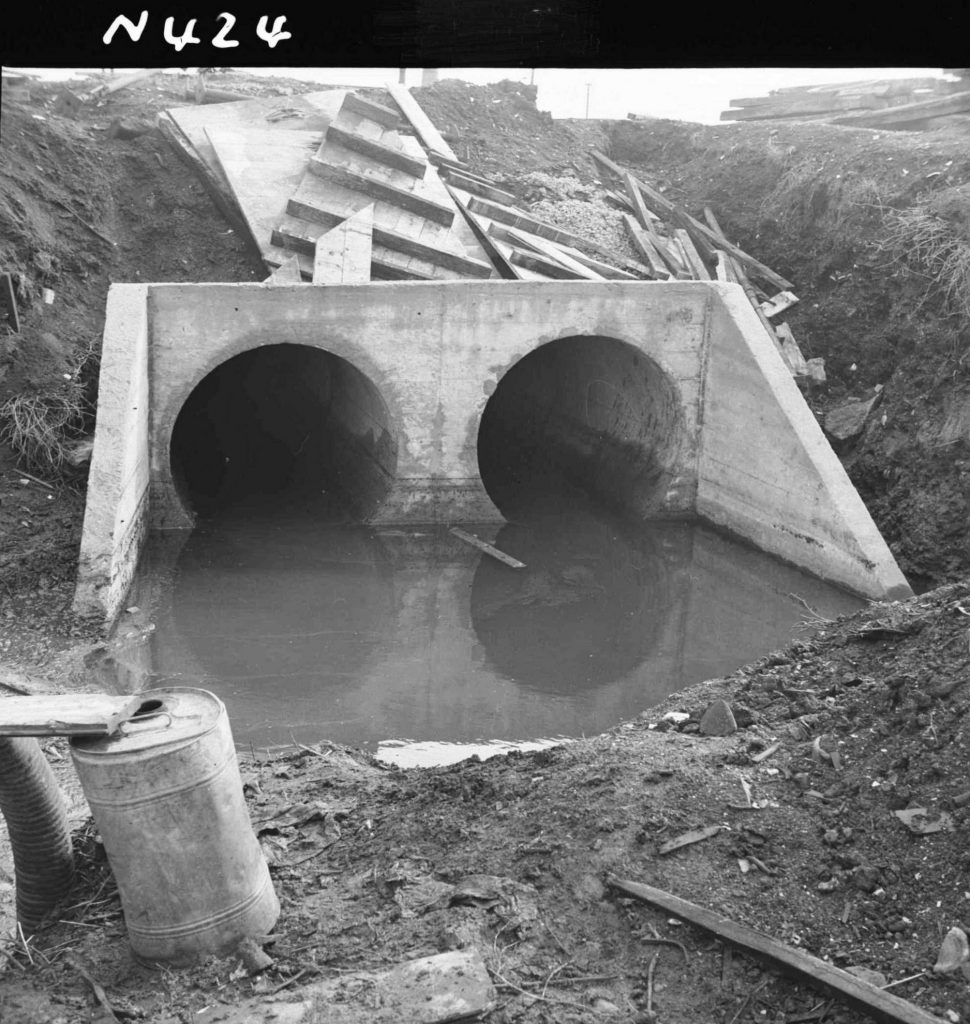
[874,205,970,320]
[0,376,91,475]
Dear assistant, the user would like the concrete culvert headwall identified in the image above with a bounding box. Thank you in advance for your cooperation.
[477,335,685,519]
[169,343,397,519]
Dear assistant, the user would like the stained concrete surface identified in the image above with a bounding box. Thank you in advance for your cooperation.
[75,279,911,622]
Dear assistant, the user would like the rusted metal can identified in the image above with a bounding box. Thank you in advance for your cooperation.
[70,687,278,963]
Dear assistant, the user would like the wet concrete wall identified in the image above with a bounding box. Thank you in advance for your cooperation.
[74,286,151,621]
[74,279,911,622]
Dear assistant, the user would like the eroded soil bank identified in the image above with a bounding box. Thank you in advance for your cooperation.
[0,72,968,1023]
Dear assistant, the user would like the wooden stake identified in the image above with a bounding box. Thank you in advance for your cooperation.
[450,528,525,569]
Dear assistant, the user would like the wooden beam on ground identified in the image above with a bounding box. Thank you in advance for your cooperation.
[0,694,144,737]
[444,185,520,280]
[727,255,801,376]
[703,206,729,242]
[266,255,303,283]
[386,82,460,162]
[497,225,604,280]
[556,243,643,280]
[313,205,373,284]
[440,168,516,206]
[607,877,947,1024]
[590,149,794,291]
[774,322,810,376]
[623,171,660,233]
[673,228,712,280]
[308,155,454,227]
[760,290,800,318]
[508,246,585,279]
[325,124,427,179]
[465,195,583,249]
[341,91,403,129]
[450,528,525,568]
[621,214,672,280]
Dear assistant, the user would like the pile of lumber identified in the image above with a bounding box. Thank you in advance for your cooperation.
[153,82,822,378]
[589,149,824,382]
[721,76,970,131]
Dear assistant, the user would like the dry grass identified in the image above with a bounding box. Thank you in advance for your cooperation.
[874,205,970,319]
[0,376,90,475]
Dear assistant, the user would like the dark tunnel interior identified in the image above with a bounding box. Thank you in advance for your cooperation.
[477,335,684,522]
[170,343,397,520]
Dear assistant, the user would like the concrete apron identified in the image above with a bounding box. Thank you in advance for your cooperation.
[72,279,911,624]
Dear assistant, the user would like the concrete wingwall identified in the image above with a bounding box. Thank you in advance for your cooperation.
[696,285,912,600]
[74,285,152,622]
[73,279,912,623]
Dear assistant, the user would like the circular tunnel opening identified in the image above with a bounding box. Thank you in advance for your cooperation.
[170,343,397,520]
[477,335,685,521]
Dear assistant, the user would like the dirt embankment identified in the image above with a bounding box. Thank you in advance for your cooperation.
[0,72,969,1024]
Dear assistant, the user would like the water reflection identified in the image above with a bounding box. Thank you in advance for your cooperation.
[118,508,864,753]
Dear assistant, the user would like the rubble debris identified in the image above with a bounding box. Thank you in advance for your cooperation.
[449,527,525,568]
[824,394,881,442]
[0,693,142,737]
[698,699,738,736]
[932,927,969,974]
[893,807,955,835]
[658,824,722,855]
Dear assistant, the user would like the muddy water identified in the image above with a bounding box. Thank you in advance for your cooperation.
[111,506,862,763]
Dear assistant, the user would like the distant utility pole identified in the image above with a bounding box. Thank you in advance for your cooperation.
[529,68,535,86]
[398,68,406,85]
[585,82,592,119]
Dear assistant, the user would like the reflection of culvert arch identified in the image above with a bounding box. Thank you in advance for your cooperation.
[470,512,670,695]
[167,521,393,709]
[477,335,685,520]
[169,343,397,519]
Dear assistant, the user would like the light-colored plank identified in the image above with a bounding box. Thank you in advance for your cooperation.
[267,255,303,283]
[386,82,459,162]
[760,290,800,318]
[621,214,672,280]
[325,123,427,178]
[450,527,526,568]
[0,694,144,737]
[313,205,374,284]
[492,225,603,280]
[673,228,713,280]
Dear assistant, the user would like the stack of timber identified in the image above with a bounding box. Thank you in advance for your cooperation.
[589,148,825,382]
[721,76,970,131]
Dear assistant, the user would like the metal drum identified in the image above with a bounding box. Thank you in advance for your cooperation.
[70,688,279,963]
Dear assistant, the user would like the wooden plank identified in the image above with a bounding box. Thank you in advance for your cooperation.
[0,694,144,737]
[386,82,460,162]
[0,272,20,334]
[441,169,516,206]
[727,255,801,376]
[450,528,525,569]
[341,91,403,129]
[714,250,736,283]
[556,243,642,281]
[607,877,947,1024]
[621,214,672,280]
[325,123,427,178]
[313,205,373,284]
[444,185,519,280]
[590,149,794,291]
[308,156,454,227]
[760,290,800,318]
[496,225,604,280]
[703,206,728,241]
[287,198,491,277]
[623,171,660,233]
[508,246,584,280]
[673,228,712,280]
[774,322,810,376]
[831,89,970,128]
[266,255,303,283]
[658,825,723,856]
[466,195,582,248]
[273,221,438,281]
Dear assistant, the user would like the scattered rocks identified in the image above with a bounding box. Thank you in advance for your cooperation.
[823,394,881,442]
[699,699,738,736]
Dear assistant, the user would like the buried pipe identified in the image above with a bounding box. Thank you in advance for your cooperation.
[0,736,75,934]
